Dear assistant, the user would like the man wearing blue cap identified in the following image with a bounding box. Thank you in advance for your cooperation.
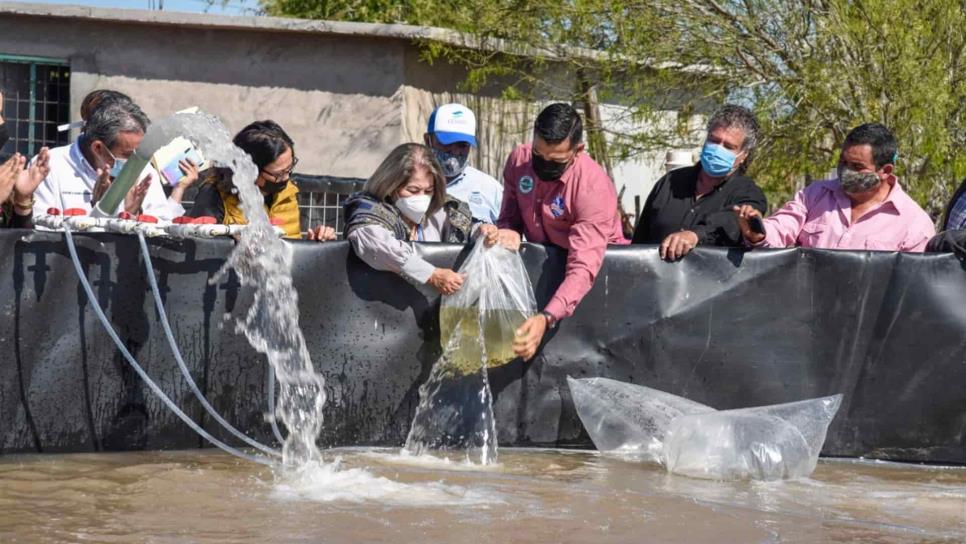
[424,103,503,223]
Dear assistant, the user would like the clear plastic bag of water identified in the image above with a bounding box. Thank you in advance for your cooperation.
[439,241,537,376]
[404,241,536,463]
[567,377,713,462]
[663,395,842,481]
[568,376,842,480]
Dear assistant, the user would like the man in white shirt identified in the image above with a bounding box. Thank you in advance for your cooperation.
[33,99,181,220]
[423,103,503,223]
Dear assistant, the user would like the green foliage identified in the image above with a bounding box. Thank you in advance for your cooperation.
[650,0,966,216]
[260,0,966,217]
[259,0,414,22]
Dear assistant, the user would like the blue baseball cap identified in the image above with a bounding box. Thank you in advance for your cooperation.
[427,103,478,147]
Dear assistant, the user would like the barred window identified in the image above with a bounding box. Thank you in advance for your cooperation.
[0,55,70,159]
[177,174,364,239]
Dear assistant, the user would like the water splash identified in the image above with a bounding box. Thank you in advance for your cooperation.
[403,312,499,465]
[270,457,503,506]
[149,112,325,467]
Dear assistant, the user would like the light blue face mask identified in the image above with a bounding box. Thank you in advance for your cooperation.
[110,157,127,178]
[105,148,127,178]
[699,142,738,177]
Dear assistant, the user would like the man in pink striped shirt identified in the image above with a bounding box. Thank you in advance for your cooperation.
[478,103,627,360]
[734,123,935,252]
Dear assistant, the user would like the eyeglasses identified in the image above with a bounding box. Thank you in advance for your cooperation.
[261,157,299,184]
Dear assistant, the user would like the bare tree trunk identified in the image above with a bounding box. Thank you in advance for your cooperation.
[577,70,633,237]
[576,70,614,180]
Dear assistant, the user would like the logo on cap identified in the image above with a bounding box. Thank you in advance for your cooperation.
[428,104,477,147]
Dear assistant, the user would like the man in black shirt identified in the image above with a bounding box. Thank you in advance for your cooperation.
[632,105,767,260]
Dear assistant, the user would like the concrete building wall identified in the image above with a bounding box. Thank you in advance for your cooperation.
[0,3,695,223]
[0,7,410,179]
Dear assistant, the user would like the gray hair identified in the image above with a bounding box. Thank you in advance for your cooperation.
[84,101,150,149]
[706,104,759,173]
[364,143,446,216]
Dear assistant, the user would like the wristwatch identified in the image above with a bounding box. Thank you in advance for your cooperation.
[540,310,558,329]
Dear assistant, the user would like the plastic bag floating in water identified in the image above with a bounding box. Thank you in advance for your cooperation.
[567,377,842,481]
[663,395,842,481]
[566,377,713,462]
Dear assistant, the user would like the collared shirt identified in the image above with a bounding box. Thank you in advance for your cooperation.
[945,189,966,231]
[756,178,935,252]
[446,165,503,224]
[498,143,628,321]
[632,164,767,245]
[32,141,182,221]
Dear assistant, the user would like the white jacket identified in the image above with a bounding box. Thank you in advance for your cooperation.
[32,141,183,221]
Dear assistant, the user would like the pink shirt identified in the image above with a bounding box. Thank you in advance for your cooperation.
[498,143,628,321]
[757,178,936,252]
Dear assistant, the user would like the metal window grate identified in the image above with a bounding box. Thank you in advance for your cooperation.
[298,190,351,237]
[294,174,365,238]
[0,55,70,159]
[176,173,365,238]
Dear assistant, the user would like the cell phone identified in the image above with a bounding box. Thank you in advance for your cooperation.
[748,215,766,235]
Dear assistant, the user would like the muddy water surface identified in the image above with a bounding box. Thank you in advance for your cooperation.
[0,448,963,543]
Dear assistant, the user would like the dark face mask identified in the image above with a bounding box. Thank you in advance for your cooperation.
[532,152,573,181]
[260,179,287,196]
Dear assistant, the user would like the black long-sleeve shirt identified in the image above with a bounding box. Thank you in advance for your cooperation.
[632,164,767,246]
[1,203,32,228]
[186,177,286,224]
[186,181,228,223]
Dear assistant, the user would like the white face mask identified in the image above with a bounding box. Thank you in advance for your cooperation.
[395,194,432,223]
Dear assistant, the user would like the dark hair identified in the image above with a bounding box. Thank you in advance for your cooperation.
[706,104,759,174]
[80,89,133,124]
[842,123,897,169]
[233,120,294,170]
[534,103,583,147]
[84,101,150,149]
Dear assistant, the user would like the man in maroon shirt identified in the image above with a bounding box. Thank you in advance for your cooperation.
[479,103,626,360]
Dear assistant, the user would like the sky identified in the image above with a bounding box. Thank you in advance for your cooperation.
[20,0,261,16]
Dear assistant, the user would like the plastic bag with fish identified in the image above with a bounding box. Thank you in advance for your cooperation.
[439,240,537,376]
[403,240,536,463]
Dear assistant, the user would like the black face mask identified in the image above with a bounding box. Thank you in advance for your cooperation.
[532,152,572,181]
[260,180,287,196]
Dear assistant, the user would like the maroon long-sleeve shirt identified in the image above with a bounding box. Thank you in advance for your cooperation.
[497,144,628,321]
